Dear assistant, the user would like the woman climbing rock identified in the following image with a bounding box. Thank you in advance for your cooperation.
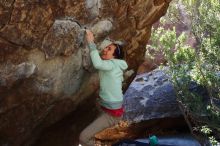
[79,29,128,146]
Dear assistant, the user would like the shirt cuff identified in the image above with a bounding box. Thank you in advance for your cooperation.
[88,42,97,51]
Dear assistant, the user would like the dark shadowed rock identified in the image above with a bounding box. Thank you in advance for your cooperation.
[123,68,182,122]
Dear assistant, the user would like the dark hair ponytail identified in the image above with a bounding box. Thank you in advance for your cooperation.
[113,44,124,59]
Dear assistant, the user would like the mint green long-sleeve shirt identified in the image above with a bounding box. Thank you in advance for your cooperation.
[88,42,128,109]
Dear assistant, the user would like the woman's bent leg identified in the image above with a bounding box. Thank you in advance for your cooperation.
[79,112,121,146]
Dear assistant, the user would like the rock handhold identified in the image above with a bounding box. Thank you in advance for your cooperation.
[85,0,101,19]
[91,20,113,40]
[0,62,36,87]
[41,17,84,59]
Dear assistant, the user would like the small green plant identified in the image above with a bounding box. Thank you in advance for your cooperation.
[200,126,218,145]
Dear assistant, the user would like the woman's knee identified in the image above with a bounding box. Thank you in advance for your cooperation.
[79,126,95,145]
[79,129,88,144]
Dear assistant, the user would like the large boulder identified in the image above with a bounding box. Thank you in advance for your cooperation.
[0,0,171,145]
[123,68,182,122]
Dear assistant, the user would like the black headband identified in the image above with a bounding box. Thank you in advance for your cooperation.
[115,44,121,56]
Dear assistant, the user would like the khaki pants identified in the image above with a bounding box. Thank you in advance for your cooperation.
[79,112,121,146]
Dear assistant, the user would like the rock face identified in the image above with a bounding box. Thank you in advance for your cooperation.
[0,0,171,145]
[123,68,182,122]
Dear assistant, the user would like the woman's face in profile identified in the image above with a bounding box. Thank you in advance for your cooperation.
[101,44,116,60]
